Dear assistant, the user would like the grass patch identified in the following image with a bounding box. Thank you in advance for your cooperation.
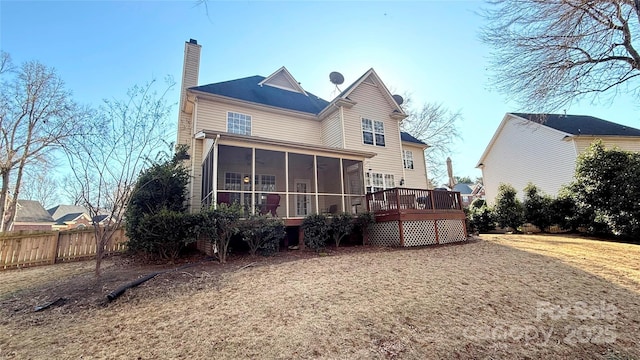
[0,235,638,359]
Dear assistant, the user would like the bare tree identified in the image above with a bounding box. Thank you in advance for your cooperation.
[401,99,463,185]
[19,164,60,209]
[0,51,87,232]
[482,0,640,111]
[63,79,174,277]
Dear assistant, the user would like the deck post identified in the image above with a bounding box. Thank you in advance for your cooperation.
[398,220,405,247]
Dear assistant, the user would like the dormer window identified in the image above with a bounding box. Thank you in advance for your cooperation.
[227,112,252,135]
[362,118,385,147]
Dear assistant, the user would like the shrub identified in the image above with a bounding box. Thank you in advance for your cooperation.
[569,141,640,238]
[133,208,200,261]
[329,212,354,247]
[199,203,243,263]
[354,212,375,245]
[239,215,286,256]
[493,183,524,232]
[125,145,191,258]
[548,188,578,231]
[302,214,330,251]
[468,199,495,233]
[523,183,553,232]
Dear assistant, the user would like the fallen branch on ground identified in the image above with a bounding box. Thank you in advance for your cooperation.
[106,260,210,302]
[34,297,66,312]
[237,262,256,271]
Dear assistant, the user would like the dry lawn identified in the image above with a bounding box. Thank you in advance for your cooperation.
[1,235,639,359]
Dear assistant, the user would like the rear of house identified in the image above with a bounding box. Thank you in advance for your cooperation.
[176,39,467,247]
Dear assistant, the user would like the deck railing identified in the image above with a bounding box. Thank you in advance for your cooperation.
[366,188,463,215]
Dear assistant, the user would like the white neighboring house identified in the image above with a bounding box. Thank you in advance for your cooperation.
[477,113,640,204]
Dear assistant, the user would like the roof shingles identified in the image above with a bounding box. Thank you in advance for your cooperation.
[191,72,424,145]
[191,76,329,115]
[512,113,640,137]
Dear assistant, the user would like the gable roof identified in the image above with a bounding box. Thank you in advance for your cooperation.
[400,131,428,146]
[477,112,640,168]
[326,68,406,117]
[54,212,86,225]
[191,76,329,115]
[48,205,89,221]
[452,183,474,194]
[258,66,307,95]
[15,200,54,223]
[511,113,640,137]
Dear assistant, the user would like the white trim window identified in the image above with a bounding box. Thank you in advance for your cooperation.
[227,112,252,135]
[255,174,276,191]
[402,150,414,169]
[362,118,385,146]
[366,172,395,193]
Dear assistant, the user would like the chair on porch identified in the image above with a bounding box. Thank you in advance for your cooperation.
[259,194,281,216]
[217,192,231,205]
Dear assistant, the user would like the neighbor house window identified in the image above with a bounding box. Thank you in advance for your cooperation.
[366,172,395,193]
[227,112,252,135]
[362,118,385,146]
[403,150,414,169]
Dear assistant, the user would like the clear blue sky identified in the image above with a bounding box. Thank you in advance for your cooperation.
[2,0,640,185]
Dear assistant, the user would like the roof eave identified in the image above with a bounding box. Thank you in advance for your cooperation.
[402,140,429,149]
[196,130,378,159]
[317,98,356,119]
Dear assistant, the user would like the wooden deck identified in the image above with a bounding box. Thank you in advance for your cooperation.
[365,188,467,246]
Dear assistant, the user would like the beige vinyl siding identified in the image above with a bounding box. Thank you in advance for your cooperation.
[573,137,640,154]
[401,144,428,189]
[321,110,343,148]
[195,99,322,146]
[342,82,404,187]
[482,115,577,204]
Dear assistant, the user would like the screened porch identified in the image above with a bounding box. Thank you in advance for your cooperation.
[201,144,367,218]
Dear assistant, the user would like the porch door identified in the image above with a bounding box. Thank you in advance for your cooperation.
[295,179,311,216]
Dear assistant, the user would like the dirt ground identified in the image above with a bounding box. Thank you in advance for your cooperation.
[0,235,639,359]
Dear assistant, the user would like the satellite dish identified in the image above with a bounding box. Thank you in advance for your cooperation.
[392,94,404,105]
[329,71,344,85]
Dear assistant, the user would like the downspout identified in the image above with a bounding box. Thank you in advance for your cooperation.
[212,134,221,209]
[314,155,319,214]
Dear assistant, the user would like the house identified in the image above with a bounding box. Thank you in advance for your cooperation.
[48,204,112,230]
[47,205,93,230]
[176,39,467,248]
[451,183,484,207]
[11,200,55,232]
[477,113,640,204]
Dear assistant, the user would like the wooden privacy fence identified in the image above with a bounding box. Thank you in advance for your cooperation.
[0,228,128,270]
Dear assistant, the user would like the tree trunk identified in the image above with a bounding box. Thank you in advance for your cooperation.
[95,226,105,278]
[0,171,10,232]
